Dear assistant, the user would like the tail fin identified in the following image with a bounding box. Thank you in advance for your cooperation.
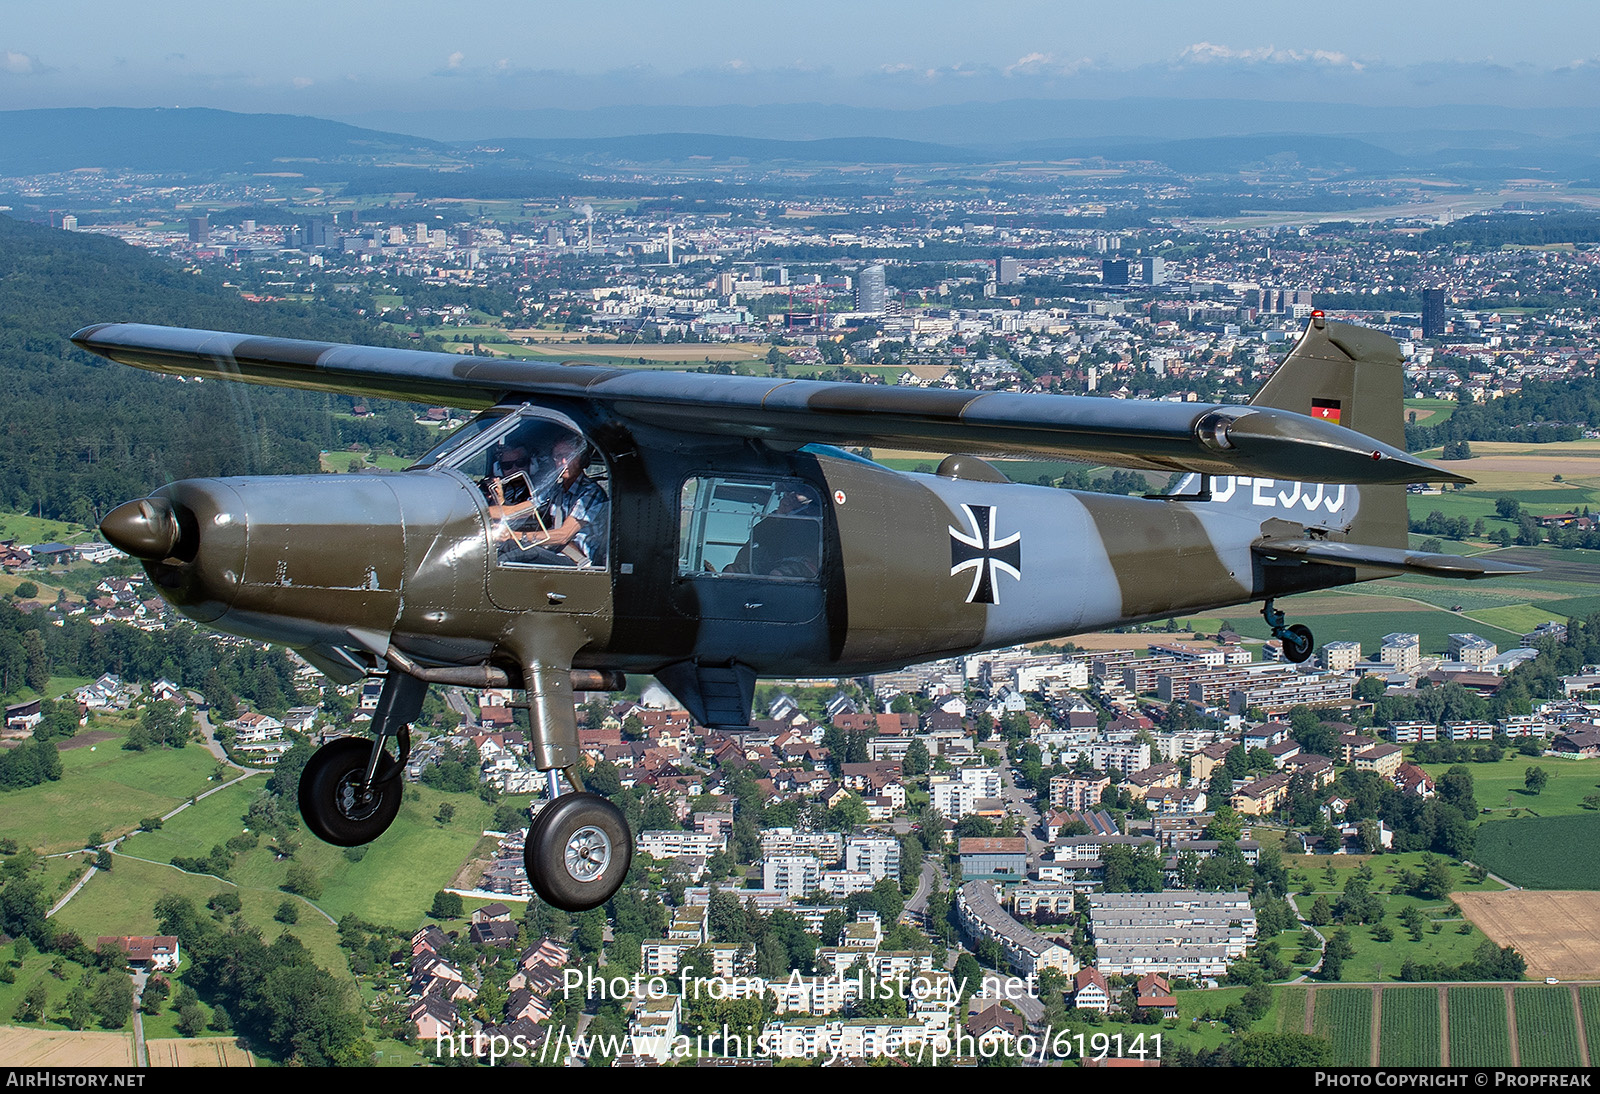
[1247,314,1409,549]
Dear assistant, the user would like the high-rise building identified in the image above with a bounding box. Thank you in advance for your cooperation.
[1422,289,1447,339]
[1101,259,1130,286]
[997,256,1019,285]
[187,216,209,244]
[1141,256,1166,286]
[857,264,888,313]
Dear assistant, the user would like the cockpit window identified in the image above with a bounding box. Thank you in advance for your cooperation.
[428,408,610,570]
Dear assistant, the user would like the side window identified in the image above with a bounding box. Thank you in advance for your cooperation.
[679,477,822,580]
[471,416,609,570]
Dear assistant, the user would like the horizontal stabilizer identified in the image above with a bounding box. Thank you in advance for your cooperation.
[1253,538,1539,580]
[71,322,1466,487]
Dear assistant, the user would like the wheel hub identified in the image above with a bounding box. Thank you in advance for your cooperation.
[336,775,382,822]
[563,825,612,883]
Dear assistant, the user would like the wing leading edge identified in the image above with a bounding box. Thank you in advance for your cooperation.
[72,321,1465,486]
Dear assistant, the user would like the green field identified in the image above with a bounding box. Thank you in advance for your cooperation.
[0,510,93,544]
[1286,855,1499,982]
[114,776,497,929]
[1579,987,1600,1065]
[1268,985,1310,1034]
[1514,987,1583,1067]
[1474,815,1600,889]
[1448,987,1512,1066]
[1312,986,1372,1067]
[1435,755,1600,820]
[0,947,101,1033]
[1376,987,1440,1066]
[0,733,231,854]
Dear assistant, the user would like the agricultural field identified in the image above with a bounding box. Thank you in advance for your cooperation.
[1376,987,1441,1067]
[1580,987,1600,1064]
[1473,816,1600,890]
[1448,987,1512,1067]
[1514,987,1583,1067]
[146,1037,256,1067]
[0,1026,135,1066]
[1455,891,1600,980]
[1268,985,1311,1035]
[1312,986,1373,1067]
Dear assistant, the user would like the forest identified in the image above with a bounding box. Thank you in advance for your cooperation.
[0,215,440,524]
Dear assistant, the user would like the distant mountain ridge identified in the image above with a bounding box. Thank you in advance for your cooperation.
[2,105,1598,180]
[0,107,450,175]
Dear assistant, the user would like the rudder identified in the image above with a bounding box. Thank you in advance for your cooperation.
[1247,313,1409,549]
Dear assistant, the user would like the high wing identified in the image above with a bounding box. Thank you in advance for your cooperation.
[71,321,1464,486]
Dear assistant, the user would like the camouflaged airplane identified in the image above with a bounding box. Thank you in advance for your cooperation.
[80,311,1531,911]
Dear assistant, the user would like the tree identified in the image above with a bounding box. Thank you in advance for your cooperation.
[902,738,930,777]
[1231,1031,1333,1067]
[275,900,300,925]
[1525,766,1549,795]
[91,972,132,1029]
[435,801,456,826]
[1320,930,1354,981]
[1436,766,1477,817]
[429,890,463,919]
[283,863,321,900]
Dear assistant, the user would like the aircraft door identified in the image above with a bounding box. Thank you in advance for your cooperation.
[432,407,611,616]
[673,475,824,626]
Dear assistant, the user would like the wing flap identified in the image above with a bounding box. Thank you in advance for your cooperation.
[73,321,1464,486]
[1253,537,1539,579]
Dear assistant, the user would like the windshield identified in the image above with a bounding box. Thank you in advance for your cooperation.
[407,408,512,470]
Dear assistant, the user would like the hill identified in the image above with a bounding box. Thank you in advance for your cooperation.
[0,214,434,522]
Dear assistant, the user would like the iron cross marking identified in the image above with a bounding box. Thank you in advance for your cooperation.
[949,503,1022,605]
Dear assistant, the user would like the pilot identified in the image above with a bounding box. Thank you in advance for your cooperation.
[481,437,537,510]
[494,435,608,567]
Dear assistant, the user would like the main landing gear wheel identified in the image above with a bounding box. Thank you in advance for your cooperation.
[1281,624,1315,664]
[524,792,632,912]
[298,737,403,847]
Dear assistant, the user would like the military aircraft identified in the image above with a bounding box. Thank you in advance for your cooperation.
[80,312,1529,911]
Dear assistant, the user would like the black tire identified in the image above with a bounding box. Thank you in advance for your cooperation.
[524,793,632,912]
[1283,624,1314,664]
[298,737,402,847]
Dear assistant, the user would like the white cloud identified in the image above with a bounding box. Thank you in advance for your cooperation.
[446,51,465,69]
[2,50,45,75]
[1003,52,1093,78]
[1178,41,1363,70]
[292,76,314,89]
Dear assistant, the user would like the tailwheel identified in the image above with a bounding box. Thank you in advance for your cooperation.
[524,792,632,912]
[1281,623,1314,664]
[298,737,403,847]
[1262,598,1315,664]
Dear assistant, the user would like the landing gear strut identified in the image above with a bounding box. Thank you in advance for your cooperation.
[1262,599,1314,664]
[299,671,424,847]
[523,772,632,912]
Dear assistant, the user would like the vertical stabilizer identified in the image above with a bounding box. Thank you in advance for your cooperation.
[1247,314,1409,548]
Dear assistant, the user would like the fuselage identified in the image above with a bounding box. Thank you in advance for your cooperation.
[125,415,1375,687]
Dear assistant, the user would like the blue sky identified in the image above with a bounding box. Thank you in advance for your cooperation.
[6,1,1600,120]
